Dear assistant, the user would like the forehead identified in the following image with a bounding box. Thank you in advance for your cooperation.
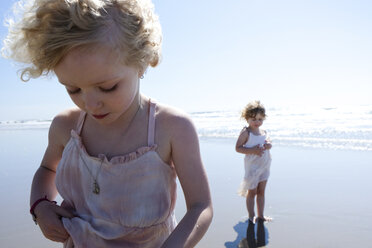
[249,113,265,120]
[54,45,137,86]
[59,45,119,70]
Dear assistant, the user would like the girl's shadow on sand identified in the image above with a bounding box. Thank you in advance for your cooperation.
[225,219,269,248]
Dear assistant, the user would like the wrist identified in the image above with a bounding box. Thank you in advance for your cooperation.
[30,196,57,225]
[247,148,257,154]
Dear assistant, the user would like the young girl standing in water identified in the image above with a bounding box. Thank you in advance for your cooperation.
[3,0,212,247]
[235,101,272,224]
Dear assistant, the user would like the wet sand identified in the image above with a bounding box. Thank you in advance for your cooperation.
[0,129,372,247]
[197,139,372,247]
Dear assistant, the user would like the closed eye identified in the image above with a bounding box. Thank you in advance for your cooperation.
[99,84,118,93]
[66,88,81,95]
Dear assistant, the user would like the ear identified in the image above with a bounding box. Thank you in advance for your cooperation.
[138,68,147,79]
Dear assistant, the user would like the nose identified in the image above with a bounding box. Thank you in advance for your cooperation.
[82,91,103,112]
[254,120,261,125]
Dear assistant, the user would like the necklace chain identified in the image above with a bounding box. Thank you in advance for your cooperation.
[77,99,142,195]
[120,101,141,139]
[78,151,104,194]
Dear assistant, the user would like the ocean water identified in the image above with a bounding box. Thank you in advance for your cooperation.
[192,104,372,151]
[1,104,372,151]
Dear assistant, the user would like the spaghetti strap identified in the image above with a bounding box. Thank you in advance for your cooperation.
[76,111,87,135]
[147,100,156,146]
[245,126,250,135]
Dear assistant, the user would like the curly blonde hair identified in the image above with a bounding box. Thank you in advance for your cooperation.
[2,0,162,81]
[241,100,266,121]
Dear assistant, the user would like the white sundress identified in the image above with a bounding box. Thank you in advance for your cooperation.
[238,128,272,197]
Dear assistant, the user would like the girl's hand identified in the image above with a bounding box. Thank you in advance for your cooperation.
[263,140,272,150]
[251,145,265,156]
[33,200,75,242]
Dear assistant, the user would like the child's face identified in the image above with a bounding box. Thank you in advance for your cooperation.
[54,45,140,125]
[247,113,265,129]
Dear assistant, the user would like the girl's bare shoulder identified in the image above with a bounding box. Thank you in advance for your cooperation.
[154,103,196,139]
[49,108,82,146]
[155,103,194,128]
[240,126,249,133]
[239,126,249,137]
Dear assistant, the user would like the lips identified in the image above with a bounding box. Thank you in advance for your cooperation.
[92,113,109,119]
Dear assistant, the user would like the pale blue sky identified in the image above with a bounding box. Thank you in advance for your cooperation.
[1,0,371,121]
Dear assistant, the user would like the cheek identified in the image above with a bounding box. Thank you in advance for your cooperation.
[68,94,84,108]
[111,84,138,108]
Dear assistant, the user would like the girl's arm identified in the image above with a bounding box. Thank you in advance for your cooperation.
[30,114,75,242]
[161,114,213,248]
[235,128,264,156]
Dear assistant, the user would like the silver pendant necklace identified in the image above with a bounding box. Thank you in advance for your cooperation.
[78,150,104,194]
[92,159,103,194]
[93,179,100,194]
[77,98,142,194]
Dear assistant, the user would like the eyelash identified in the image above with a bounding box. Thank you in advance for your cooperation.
[67,88,80,95]
[67,84,118,95]
[99,84,118,93]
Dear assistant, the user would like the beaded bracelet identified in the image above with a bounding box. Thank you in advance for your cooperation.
[30,196,57,225]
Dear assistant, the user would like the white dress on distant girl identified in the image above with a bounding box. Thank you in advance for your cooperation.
[238,128,272,197]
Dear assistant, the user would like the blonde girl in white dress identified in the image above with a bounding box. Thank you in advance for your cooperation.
[235,101,272,223]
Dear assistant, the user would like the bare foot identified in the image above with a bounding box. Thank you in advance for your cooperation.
[255,216,272,223]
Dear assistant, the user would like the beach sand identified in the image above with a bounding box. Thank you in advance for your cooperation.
[1,129,372,247]
[197,139,372,248]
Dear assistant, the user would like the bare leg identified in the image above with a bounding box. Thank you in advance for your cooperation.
[256,180,267,220]
[246,188,257,220]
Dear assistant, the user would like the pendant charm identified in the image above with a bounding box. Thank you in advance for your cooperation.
[93,181,100,194]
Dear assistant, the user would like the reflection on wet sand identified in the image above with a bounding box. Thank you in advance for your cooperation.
[225,219,269,248]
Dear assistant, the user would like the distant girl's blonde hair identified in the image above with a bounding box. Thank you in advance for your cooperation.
[2,0,162,81]
[241,100,266,121]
